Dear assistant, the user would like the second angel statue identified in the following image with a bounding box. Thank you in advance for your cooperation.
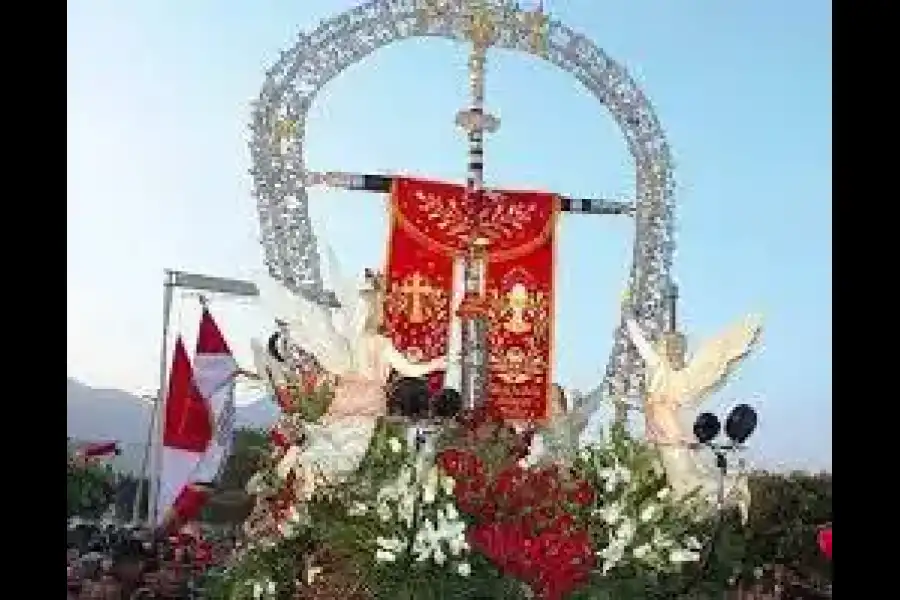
[250,266,446,501]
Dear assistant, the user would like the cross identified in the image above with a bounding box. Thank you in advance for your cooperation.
[272,118,297,143]
[301,3,631,415]
[399,272,435,324]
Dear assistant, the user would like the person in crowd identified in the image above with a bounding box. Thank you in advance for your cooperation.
[111,539,148,599]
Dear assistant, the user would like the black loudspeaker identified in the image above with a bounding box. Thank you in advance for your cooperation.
[724,403,758,444]
[692,412,721,444]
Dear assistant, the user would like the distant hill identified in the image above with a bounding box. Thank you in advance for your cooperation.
[67,377,278,474]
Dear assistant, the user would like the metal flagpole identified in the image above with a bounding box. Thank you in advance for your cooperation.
[131,394,156,524]
[147,270,176,525]
[140,269,259,526]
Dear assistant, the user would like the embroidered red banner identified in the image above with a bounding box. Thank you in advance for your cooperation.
[385,177,557,418]
[383,178,457,392]
[483,189,557,422]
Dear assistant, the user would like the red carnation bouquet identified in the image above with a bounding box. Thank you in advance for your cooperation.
[436,407,597,600]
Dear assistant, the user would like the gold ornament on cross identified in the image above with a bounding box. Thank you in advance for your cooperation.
[521,4,549,56]
[272,118,297,143]
[464,1,497,49]
[418,0,451,21]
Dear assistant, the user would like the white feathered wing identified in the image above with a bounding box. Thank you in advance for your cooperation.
[254,247,363,377]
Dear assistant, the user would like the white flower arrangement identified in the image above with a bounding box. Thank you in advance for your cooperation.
[346,455,472,580]
[249,579,276,599]
[575,436,704,579]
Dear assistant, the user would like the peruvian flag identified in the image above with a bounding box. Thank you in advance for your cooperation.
[157,308,238,530]
[70,440,121,468]
[76,440,121,460]
[190,306,238,485]
[159,337,213,524]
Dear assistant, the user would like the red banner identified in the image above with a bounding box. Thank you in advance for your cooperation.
[384,178,557,418]
[483,189,557,422]
[383,178,457,390]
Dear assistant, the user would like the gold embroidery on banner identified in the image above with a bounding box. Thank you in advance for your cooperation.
[486,284,552,386]
[504,283,535,334]
[396,272,440,324]
[390,180,558,263]
[383,272,451,360]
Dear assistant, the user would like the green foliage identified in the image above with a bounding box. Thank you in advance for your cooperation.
[220,428,271,492]
[67,457,115,519]
[112,474,149,521]
[200,419,832,599]
[202,428,271,524]
[277,381,333,422]
[738,471,832,588]
[565,426,731,599]
[202,536,313,600]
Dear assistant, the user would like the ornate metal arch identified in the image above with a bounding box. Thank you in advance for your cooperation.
[249,0,675,400]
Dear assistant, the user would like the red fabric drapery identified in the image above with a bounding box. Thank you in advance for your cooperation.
[384,178,457,392]
[385,178,558,419]
[482,188,557,421]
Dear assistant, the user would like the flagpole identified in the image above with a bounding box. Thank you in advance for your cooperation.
[132,393,156,524]
[142,270,259,526]
[148,270,176,526]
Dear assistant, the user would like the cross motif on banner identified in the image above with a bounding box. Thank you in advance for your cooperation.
[398,272,436,324]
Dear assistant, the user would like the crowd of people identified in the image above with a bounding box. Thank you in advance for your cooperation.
[66,520,234,600]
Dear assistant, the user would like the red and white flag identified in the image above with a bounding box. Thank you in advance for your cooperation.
[157,308,237,530]
[158,337,213,525]
[191,307,238,485]
[77,440,120,459]
[70,440,121,467]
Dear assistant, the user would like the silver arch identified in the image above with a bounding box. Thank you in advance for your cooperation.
[249,0,675,400]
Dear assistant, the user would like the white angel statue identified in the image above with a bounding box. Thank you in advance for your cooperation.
[251,258,446,499]
[625,314,762,518]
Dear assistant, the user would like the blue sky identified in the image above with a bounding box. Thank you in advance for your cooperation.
[67,1,831,470]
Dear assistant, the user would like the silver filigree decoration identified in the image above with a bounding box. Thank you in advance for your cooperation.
[249,0,676,400]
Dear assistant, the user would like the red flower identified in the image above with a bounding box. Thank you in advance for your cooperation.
[453,474,487,515]
[468,521,595,600]
[478,500,498,521]
[528,508,555,532]
[569,479,595,506]
[269,428,289,449]
[492,464,526,496]
[818,526,832,560]
[549,513,576,534]
[273,386,294,411]
[437,448,484,480]
[300,372,319,394]
[442,407,600,598]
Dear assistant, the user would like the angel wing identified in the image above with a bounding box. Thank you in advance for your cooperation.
[567,388,603,438]
[320,242,364,344]
[249,338,283,385]
[625,319,662,371]
[675,314,763,408]
[255,273,354,375]
[535,387,603,464]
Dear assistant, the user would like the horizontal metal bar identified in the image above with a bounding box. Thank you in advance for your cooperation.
[305,172,634,216]
[168,270,259,297]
